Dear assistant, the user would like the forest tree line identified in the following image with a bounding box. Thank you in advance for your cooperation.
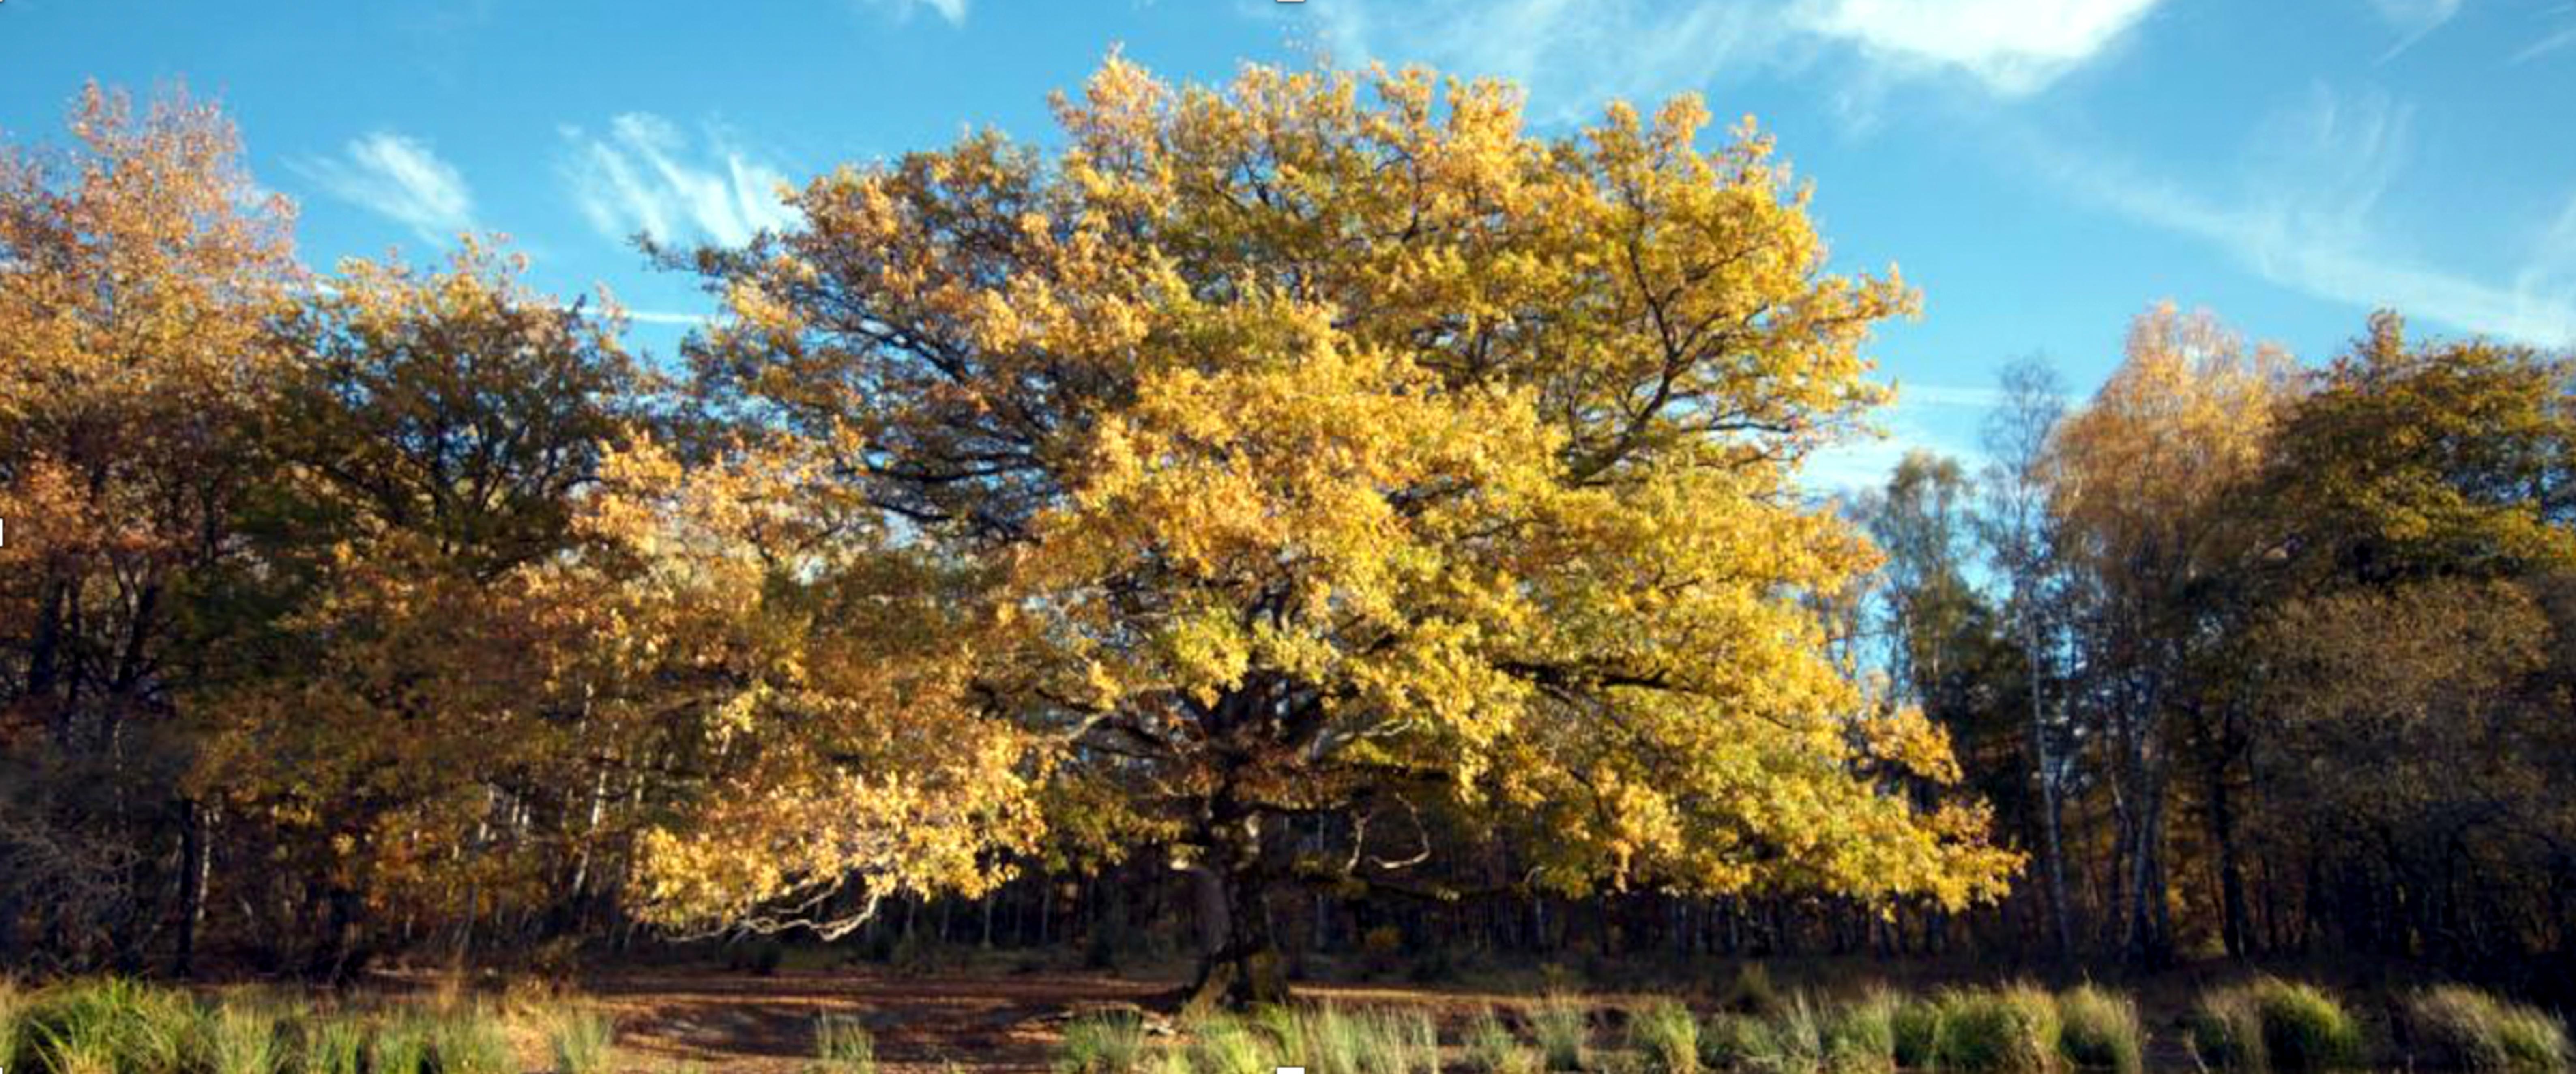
[3,63,2572,1003]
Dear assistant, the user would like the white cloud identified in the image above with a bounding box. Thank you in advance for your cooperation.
[298,132,477,246]
[2368,0,2462,60]
[1799,0,2162,96]
[618,308,718,327]
[1800,399,1985,496]
[560,114,798,248]
[1892,382,2007,409]
[1802,432,1919,497]
[2030,84,2576,347]
[2514,24,2576,63]
[1306,0,1775,118]
[1297,0,2158,116]
[863,0,966,26]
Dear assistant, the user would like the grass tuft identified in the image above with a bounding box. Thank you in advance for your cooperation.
[370,1012,434,1074]
[1183,1013,1277,1074]
[1701,1011,1778,1072]
[2193,978,2365,1073]
[2055,984,2143,1074]
[1826,991,1898,1074]
[1466,1007,1542,1074]
[2252,979,2363,1072]
[0,977,26,1072]
[1059,1011,1151,1074]
[1532,994,1590,1072]
[2408,985,2570,1073]
[1631,998,1702,1074]
[1891,997,1942,1071]
[424,1003,516,1074]
[548,1005,618,1074]
[1933,984,2061,1074]
[1776,993,1831,1074]
[813,1012,879,1074]
[2190,986,2266,1072]
[1369,1008,1441,1074]
[24,977,199,1074]
[200,1000,284,1074]
[296,1013,369,1074]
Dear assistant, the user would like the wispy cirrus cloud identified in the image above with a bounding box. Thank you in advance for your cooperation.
[2030,84,2576,348]
[2367,0,2464,60]
[297,132,477,246]
[1800,397,1988,496]
[1305,0,1775,115]
[560,114,798,248]
[863,0,967,26]
[2514,23,2576,64]
[1296,0,2160,118]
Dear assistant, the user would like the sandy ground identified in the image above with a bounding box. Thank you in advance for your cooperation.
[503,956,2304,1072]
[574,965,1574,1072]
[579,967,1160,1071]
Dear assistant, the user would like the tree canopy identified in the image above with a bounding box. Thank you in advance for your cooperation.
[654,57,2015,1000]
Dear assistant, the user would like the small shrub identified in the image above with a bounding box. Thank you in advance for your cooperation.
[1533,995,1590,1072]
[2055,985,2143,1074]
[1468,1008,1542,1074]
[1934,985,2061,1074]
[1827,993,1898,1074]
[1060,1012,1150,1074]
[201,1001,285,1074]
[548,1007,618,1074]
[1631,999,1702,1074]
[1891,999,1942,1070]
[814,1012,879,1074]
[2407,986,2570,1072]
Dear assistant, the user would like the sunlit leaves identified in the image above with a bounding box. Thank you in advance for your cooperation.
[669,55,2014,926]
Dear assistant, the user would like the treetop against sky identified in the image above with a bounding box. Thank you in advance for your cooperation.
[2,0,2570,494]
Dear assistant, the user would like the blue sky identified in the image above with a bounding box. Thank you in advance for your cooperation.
[4,0,2573,491]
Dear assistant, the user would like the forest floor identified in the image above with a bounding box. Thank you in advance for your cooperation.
[533,956,2258,1072]
[577,964,1634,1072]
[582,964,1163,1072]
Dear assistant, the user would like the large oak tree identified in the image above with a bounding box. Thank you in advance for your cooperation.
[644,58,2015,1002]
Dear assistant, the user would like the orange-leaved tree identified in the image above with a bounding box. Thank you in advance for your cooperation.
[0,84,302,970]
[653,57,2018,1003]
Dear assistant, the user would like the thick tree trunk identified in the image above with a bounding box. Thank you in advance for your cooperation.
[1181,812,1286,1010]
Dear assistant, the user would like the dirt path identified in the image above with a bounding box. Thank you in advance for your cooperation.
[575,967,1591,1071]
[581,967,1170,1072]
